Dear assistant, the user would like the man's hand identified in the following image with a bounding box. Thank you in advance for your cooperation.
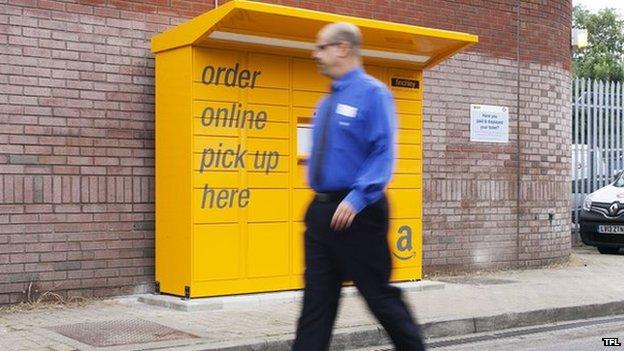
[331,200,356,231]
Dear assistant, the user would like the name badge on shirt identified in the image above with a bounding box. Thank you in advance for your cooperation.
[336,104,358,118]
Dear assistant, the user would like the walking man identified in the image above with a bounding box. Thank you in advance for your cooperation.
[292,22,426,351]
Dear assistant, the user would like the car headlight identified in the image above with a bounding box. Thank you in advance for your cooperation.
[582,195,593,211]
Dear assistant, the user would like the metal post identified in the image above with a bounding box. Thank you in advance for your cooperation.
[573,78,579,227]
[592,80,598,192]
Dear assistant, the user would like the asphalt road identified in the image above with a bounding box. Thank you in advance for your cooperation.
[351,315,624,351]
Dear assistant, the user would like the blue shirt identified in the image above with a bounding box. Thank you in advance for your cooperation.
[308,67,396,213]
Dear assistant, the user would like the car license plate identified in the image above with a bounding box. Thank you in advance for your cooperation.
[598,225,624,234]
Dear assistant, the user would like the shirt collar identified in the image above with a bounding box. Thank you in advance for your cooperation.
[331,67,364,92]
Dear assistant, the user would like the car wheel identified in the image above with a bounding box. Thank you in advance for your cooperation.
[597,247,620,254]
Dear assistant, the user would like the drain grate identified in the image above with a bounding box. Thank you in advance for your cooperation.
[49,319,198,347]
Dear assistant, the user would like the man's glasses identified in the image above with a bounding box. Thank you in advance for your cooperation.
[314,42,343,51]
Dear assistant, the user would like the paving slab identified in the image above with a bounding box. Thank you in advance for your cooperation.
[1,248,623,350]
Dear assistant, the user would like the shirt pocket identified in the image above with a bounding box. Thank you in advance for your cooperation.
[334,110,366,149]
[336,113,359,127]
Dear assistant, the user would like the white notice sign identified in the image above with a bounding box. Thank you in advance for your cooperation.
[470,104,509,143]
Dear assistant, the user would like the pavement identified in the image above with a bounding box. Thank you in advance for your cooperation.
[2,247,624,351]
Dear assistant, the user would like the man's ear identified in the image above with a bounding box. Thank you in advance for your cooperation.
[337,42,351,58]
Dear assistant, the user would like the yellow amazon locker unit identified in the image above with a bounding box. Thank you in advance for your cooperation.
[152,0,477,298]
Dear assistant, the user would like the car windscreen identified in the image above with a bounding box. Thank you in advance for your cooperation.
[616,173,624,188]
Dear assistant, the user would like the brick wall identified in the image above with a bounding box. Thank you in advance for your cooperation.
[0,0,572,303]
[2,0,162,303]
[423,55,571,272]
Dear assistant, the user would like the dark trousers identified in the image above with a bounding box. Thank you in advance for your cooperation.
[292,195,426,351]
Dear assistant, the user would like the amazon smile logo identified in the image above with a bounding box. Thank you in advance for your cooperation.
[392,225,417,261]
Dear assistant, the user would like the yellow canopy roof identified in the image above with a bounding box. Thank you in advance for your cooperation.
[151,0,478,69]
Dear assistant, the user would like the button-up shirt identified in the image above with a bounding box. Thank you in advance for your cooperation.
[308,67,396,213]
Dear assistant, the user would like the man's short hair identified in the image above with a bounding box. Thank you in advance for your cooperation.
[326,22,361,56]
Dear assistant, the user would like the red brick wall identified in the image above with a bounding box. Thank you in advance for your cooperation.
[85,0,570,69]
[422,56,571,272]
[0,0,572,303]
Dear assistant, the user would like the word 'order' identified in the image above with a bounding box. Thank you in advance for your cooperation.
[201,63,262,89]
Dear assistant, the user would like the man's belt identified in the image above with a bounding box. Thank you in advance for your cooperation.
[314,190,349,203]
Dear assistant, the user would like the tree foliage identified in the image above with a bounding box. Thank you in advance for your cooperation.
[572,6,624,82]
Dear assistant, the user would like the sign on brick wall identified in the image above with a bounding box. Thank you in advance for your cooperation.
[470,104,509,143]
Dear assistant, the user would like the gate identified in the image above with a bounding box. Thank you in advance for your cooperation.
[572,78,624,227]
